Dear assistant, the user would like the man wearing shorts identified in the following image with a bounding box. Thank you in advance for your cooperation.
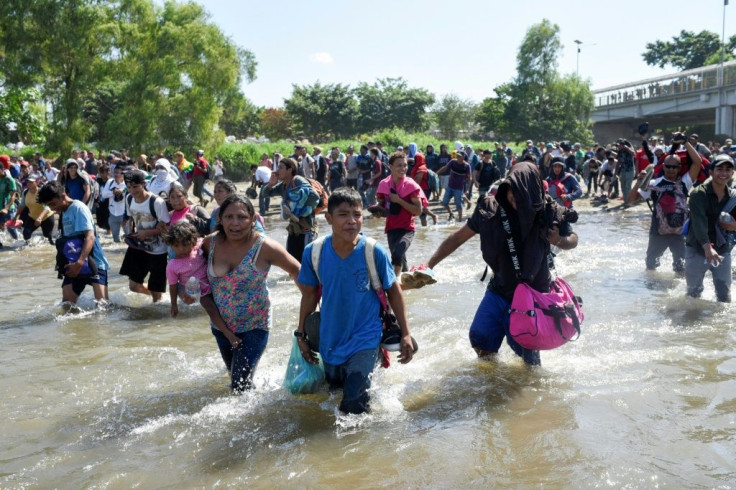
[120,170,171,302]
[438,151,472,221]
[36,181,110,304]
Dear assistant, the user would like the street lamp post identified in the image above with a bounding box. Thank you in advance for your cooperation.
[717,0,729,136]
[574,40,583,77]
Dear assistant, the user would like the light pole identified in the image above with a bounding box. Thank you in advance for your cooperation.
[574,40,583,77]
[717,0,728,136]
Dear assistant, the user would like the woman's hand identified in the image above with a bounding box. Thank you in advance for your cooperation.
[228,333,242,349]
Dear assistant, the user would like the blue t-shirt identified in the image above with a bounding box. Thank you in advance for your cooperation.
[298,234,395,365]
[65,176,88,202]
[62,200,109,271]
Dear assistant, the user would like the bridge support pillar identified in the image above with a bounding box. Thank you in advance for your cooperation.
[716,105,736,137]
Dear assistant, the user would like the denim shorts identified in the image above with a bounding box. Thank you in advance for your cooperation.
[323,348,379,414]
[469,289,540,365]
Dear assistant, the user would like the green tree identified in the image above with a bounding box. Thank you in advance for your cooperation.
[475,94,508,138]
[284,82,358,141]
[259,108,291,141]
[0,87,46,144]
[499,19,594,143]
[642,30,736,71]
[355,78,435,134]
[0,0,118,153]
[433,94,477,139]
[104,0,256,154]
[219,88,261,138]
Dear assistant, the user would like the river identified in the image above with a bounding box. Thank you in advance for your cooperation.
[0,200,734,488]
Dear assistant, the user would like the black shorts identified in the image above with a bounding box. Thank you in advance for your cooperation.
[62,269,108,297]
[386,228,415,268]
[119,247,168,293]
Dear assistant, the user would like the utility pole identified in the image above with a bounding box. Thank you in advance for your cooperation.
[574,40,583,77]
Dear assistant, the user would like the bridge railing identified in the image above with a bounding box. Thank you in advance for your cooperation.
[594,61,736,108]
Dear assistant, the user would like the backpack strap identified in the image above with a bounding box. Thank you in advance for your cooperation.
[363,236,383,292]
[126,193,161,223]
[310,235,328,284]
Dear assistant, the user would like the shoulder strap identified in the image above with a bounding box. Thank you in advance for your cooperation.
[149,195,158,220]
[721,193,736,214]
[499,206,522,281]
[310,235,328,283]
[363,236,383,292]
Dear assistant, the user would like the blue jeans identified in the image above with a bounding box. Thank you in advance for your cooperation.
[258,185,270,215]
[107,214,126,243]
[685,246,732,302]
[469,289,540,365]
[442,188,464,212]
[323,348,379,414]
[211,327,269,393]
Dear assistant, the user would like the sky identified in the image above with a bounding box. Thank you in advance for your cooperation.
[200,0,736,108]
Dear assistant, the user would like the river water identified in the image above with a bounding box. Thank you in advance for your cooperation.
[1,201,735,488]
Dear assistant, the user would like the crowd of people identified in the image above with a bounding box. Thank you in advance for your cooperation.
[1,128,735,414]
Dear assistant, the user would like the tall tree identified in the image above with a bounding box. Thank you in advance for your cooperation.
[355,78,435,134]
[642,30,736,71]
[219,88,261,138]
[284,82,358,141]
[0,0,118,152]
[105,0,256,153]
[433,94,477,139]
[259,108,291,141]
[475,94,509,139]
[500,19,594,143]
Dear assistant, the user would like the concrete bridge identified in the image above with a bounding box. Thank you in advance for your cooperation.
[591,61,736,143]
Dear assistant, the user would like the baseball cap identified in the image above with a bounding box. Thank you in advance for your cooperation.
[27,173,40,181]
[713,154,734,168]
[551,156,565,166]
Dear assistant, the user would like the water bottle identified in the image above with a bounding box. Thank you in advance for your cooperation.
[184,276,200,296]
[719,212,733,224]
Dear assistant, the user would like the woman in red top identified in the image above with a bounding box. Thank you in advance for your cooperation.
[376,152,423,275]
[409,153,438,225]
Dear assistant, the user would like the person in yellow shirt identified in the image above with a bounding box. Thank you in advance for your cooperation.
[174,151,194,191]
[12,173,55,244]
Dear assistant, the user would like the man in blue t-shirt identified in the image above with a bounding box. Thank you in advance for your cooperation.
[37,181,110,305]
[296,187,414,414]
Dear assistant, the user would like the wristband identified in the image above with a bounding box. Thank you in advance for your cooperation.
[294,330,305,338]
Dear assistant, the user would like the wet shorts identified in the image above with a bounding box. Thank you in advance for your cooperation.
[62,269,108,297]
[119,247,168,293]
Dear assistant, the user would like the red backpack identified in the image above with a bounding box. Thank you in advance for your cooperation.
[306,178,328,214]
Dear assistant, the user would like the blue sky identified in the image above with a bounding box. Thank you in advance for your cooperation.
[201,0,736,107]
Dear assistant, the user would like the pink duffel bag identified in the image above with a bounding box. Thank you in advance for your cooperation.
[509,276,583,350]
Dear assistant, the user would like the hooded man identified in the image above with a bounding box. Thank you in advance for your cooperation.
[147,158,177,199]
[426,162,578,365]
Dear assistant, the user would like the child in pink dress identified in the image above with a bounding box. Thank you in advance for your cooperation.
[163,222,239,346]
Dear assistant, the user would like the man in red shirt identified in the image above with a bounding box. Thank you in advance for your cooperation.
[192,149,210,207]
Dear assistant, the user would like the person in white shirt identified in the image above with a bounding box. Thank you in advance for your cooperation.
[100,165,128,242]
[254,162,272,215]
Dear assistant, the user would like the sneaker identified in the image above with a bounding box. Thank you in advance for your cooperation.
[400,271,421,289]
[412,264,437,286]
[380,324,402,351]
[380,323,419,353]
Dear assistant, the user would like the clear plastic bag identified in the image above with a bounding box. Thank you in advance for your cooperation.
[283,337,325,395]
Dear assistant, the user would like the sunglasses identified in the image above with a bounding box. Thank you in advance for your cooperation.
[664,165,680,169]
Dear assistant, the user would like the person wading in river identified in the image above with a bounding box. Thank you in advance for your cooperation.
[684,154,736,302]
[425,162,578,366]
